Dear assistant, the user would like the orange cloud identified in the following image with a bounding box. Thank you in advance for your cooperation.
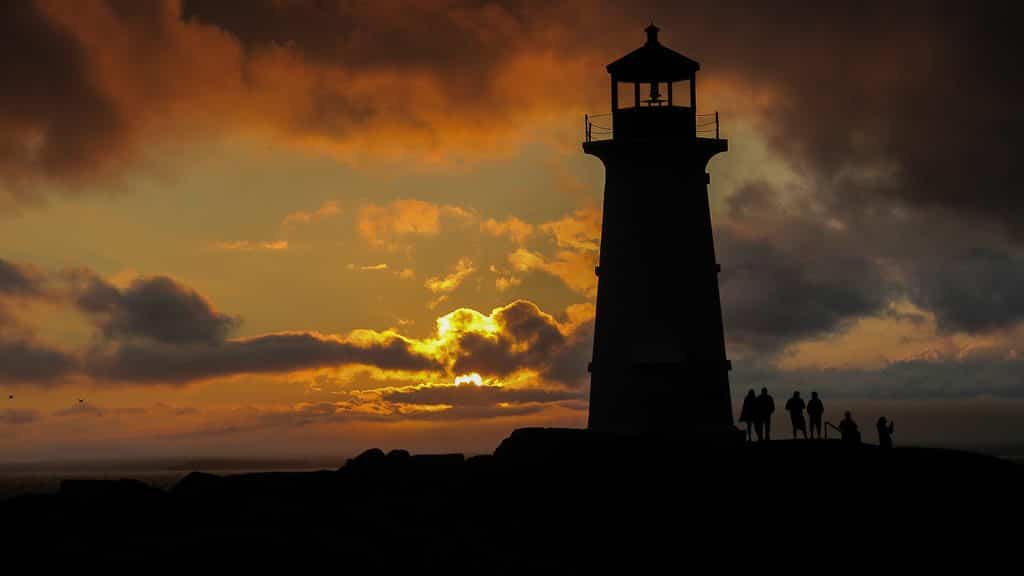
[481,217,535,245]
[540,208,602,252]
[508,248,597,298]
[424,258,476,309]
[281,200,341,229]
[490,208,602,297]
[358,199,473,250]
[3,0,615,204]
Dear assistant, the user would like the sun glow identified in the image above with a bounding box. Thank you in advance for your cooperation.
[454,373,484,387]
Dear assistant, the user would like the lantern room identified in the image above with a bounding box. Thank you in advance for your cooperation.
[587,25,715,142]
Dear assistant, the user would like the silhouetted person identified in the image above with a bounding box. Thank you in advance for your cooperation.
[807,392,824,439]
[838,411,860,444]
[739,389,757,442]
[785,391,807,439]
[876,417,894,449]
[755,388,775,441]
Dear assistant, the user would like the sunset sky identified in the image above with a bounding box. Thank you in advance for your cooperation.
[3,0,1024,460]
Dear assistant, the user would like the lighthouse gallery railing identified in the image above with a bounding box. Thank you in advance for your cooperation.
[585,112,721,142]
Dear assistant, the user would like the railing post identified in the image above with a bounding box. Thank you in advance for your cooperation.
[585,114,590,142]
[716,111,720,140]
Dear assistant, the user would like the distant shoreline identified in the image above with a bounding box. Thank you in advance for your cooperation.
[2,443,1022,472]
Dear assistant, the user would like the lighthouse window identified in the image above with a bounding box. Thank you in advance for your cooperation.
[616,82,635,108]
[671,81,692,108]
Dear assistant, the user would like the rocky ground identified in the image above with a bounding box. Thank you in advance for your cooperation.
[2,427,1018,567]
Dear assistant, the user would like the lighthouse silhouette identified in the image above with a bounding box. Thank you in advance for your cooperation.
[584,25,736,442]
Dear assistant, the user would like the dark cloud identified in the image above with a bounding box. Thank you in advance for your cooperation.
[902,246,1024,334]
[717,184,894,352]
[73,274,239,344]
[181,0,581,77]
[0,1,119,182]
[0,258,45,297]
[0,338,79,384]
[717,177,1024,346]
[84,331,441,384]
[719,231,890,351]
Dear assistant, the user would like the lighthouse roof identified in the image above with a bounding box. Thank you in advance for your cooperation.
[607,25,700,83]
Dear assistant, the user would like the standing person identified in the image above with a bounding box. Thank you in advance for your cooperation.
[876,417,895,449]
[838,411,861,444]
[756,388,775,441]
[739,389,758,442]
[785,391,807,439]
[806,392,824,439]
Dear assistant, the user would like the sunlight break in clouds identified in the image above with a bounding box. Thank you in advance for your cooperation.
[454,373,484,387]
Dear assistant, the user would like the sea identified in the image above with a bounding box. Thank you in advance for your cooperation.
[0,458,343,500]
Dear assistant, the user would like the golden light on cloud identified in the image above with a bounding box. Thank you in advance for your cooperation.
[425,258,477,309]
[773,300,1019,371]
[358,199,474,250]
[508,248,597,297]
[540,208,602,252]
[425,258,476,295]
[214,240,289,252]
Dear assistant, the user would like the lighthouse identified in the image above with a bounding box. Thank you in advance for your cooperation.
[584,25,735,441]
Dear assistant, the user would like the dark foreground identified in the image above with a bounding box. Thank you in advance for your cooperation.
[3,428,1019,566]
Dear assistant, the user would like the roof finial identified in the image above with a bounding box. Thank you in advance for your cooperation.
[645,23,660,45]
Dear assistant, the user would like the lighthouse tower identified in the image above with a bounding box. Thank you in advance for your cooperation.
[584,25,735,440]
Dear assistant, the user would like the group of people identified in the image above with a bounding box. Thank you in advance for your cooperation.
[739,388,895,448]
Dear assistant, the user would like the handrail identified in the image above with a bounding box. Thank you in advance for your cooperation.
[824,421,842,439]
[695,112,720,139]
[585,110,721,142]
